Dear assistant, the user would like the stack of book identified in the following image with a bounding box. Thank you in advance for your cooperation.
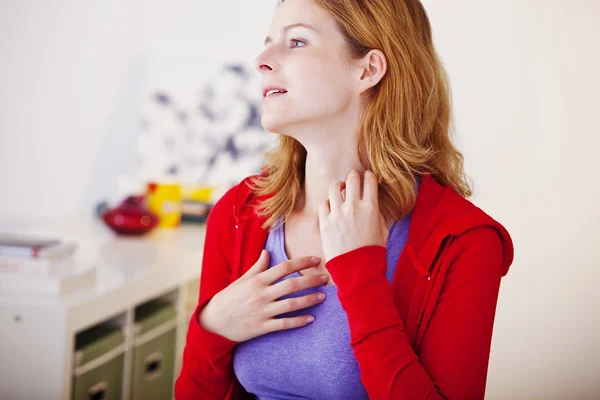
[0,234,97,295]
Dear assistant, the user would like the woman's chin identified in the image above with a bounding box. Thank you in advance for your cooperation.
[261,115,288,134]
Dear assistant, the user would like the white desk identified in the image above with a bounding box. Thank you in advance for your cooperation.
[0,216,206,400]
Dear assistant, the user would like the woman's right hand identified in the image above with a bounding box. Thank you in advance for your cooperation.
[198,250,328,342]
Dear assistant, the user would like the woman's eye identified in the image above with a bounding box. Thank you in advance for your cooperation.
[290,39,306,48]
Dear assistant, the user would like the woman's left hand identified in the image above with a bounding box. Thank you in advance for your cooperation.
[318,169,389,263]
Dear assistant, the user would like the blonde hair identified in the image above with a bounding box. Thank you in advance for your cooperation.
[248,0,472,230]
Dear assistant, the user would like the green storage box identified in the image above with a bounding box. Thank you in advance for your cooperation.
[131,301,177,400]
[72,325,125,400]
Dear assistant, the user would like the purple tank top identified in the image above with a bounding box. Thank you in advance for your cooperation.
[232,203,413,399]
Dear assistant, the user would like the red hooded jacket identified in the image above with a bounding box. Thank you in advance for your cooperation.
[175,173,514,399]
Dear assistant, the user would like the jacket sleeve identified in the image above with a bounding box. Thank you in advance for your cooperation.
[325,227,504,400]
[174,185,243,399]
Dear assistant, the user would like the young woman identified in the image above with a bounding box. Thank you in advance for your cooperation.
[176,0,514,399]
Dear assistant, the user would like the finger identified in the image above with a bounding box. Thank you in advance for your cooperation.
[363,170,379,204]
[318,199,330,223]
[328,181,345,210]
[262,314,316,334]
[240,249,270,281]
[265,291,326,317]
[265,273,329,300]
[379,211,386,229]
[380,212,390,241]
[258,256,321,285]
[345,170,361,201]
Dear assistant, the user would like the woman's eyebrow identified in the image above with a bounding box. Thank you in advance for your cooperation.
[264,23,320,46]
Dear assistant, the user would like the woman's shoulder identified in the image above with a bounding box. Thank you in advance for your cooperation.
[414,174,514,275]
[416,174,502,230]
[209,174,262,222]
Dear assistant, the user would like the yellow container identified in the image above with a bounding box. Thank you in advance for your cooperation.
[145,182,182,228]
[181,185,217,203]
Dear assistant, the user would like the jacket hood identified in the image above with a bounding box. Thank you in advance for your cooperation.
[408,174,514,276]
[231,173,514,277]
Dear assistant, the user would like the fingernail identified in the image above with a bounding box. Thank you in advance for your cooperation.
[311,256,321,264]
[321,275,328,282]
[306,316,315,323]
[317,293,326,301]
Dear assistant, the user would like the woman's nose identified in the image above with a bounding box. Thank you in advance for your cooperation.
[254,58,272,74]
[254,50,275,74]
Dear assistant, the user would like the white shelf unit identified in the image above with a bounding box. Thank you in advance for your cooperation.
[0,217,206,400]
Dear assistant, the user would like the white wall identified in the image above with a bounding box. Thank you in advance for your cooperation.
[1,1,599,398]
[0,0,274,218]
[426,2,600,399]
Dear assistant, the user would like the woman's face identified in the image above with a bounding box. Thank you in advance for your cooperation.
[255,0,360,135]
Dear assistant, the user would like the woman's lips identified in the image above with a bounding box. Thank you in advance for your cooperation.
[262,92,286,102]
